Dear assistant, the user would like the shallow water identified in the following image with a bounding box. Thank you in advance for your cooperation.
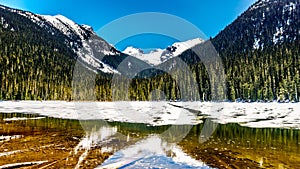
[0,112,299,168]
[93,121,300,168]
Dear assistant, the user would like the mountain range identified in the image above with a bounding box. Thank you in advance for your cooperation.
[123,38,204,66]
[0,0,299,101]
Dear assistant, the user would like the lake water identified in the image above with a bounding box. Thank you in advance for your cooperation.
[0,101,299,168]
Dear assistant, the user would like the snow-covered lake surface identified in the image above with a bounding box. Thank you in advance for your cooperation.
[0,102,299,168]
[0,101,299,129]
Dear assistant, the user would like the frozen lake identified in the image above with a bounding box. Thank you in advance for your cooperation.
[0,101,300,168]
[0,101,299,128]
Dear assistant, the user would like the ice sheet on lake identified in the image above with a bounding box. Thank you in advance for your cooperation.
[0,101,202,126]
[0,101,299,129]
[170,102,300,129]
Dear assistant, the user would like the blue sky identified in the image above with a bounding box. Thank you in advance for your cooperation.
[0,0,257,51]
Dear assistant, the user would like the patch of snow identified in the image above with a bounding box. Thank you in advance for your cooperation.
[273,26,284,44]
[250,0,270,11]
[42,14,92,40]
[0,5,6,10]
[128,62,132,69]
[287,18,292,26]
[169,38,204,56]
[0,17,4,25]
[253,37,261,49]
[123,38,204,66]
[81,24,92,31]
[283,2,296,14]
[77,40,119,74]
[123,46,144,56]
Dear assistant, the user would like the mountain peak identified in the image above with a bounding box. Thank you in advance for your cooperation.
[169,38,204,56]
[81,24,94,32]
[42,14,95,40]
[123,46,144,56]
[54,14,68,19]
[123,38,204,66]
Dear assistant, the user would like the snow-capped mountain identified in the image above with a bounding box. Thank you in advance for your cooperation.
[123,46,144,56]
[0,5,120,74]
[212,0,299,53]
[42,14,92,40]
[123,38,204,66]
[42,14,121,74]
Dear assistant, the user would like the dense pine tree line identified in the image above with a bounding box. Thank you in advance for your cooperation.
[219,40,300,102]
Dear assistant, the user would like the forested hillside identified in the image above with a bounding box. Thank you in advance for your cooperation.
[0,7,76,100]
[212,0,300,101]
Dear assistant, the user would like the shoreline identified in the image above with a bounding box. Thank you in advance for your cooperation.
[0,100,299,104]
[0,101,299,129]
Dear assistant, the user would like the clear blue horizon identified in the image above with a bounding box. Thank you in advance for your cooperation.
[0,0,257,51]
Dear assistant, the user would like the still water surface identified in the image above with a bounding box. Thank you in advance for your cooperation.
[0,112,299,168]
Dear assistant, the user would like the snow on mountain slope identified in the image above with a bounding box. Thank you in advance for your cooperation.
[123,38,204,66]
[123,46,144,56]
[42,14,91,40]
[41,14,120,74]
[0,5,119,74]
[233,0,299,50]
